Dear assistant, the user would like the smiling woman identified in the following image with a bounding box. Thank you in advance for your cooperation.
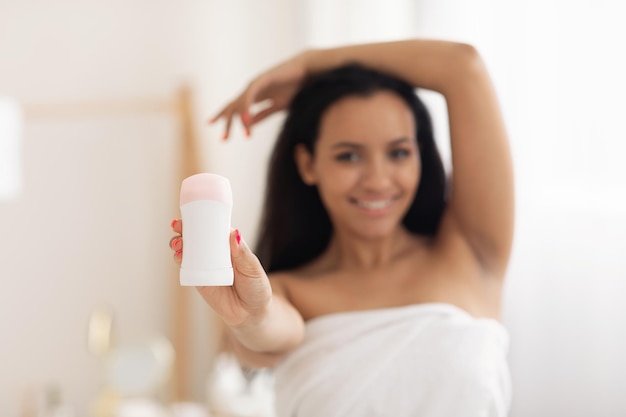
[260,63,446,273]
[295,91,421,242]
[169,39,514,417]
[257,65,445,271]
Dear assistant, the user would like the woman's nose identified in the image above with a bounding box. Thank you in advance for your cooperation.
[361,158,393,191]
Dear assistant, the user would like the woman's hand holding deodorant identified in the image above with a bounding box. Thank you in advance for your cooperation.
[171,173,273,328]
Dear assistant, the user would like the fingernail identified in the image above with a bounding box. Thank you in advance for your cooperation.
[242,113,250,124]
[172,238,180,248]
[222,133,228,141]
[175,249,182,256]
[245,128,251,138]
[236,229,241,245]
[170,219,178,229]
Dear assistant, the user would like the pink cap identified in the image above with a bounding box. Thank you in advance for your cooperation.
[180,173,233,206]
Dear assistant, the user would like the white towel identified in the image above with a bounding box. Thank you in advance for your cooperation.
[273,303,511,417]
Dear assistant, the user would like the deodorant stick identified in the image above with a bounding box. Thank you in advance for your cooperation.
[179,173,234,286]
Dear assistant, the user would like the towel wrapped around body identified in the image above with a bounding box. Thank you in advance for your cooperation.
[273,303,511,417]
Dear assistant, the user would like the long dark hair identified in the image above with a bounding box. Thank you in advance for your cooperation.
[255,63,447,273]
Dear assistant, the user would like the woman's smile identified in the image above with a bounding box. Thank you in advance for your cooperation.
[349,196,400,215]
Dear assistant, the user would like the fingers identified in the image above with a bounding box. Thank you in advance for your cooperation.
[169,235,182,251]
[251,104,279,125]
[209,102,237,140]
[242,78,264,124]
[223,107,234,140]
[170,218,183,263]
[240,113,250,138]
[171,218,182,234]
[229,228,243,259]
[213,105,251,140]
[173,249,182,264]
[229,228,264,279]
[214,100,252,140]
[208,107,226,125]
[242,85,257,117]
[211,76,265,140]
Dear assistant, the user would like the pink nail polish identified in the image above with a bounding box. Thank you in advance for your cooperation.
[236,229,241,245]
[170,219,178,229]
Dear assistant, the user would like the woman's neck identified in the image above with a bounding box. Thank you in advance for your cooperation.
[322,227,420,271]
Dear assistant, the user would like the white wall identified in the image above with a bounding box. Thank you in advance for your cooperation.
[0,0,303,415]
[0,2,182,414]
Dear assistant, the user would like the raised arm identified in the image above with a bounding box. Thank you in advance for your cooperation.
[212,39,514,277]
[304,40,515,277]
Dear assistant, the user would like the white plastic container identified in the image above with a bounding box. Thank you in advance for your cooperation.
[179,173,234,286]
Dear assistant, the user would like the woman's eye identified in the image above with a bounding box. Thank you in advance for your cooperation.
[389,149,411,160]
[336,152,360,162]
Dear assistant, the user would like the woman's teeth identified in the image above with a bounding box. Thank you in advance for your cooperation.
[355,199,393,210]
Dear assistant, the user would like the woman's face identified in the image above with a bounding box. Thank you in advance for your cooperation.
[296,91,421,240]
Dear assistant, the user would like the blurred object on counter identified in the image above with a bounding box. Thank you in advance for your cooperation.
[18,384,75,417]
[206,353,275,417]
[87,308,114,357]
[87,307,179,417]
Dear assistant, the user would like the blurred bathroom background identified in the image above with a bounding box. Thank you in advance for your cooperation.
[1,0,625,416]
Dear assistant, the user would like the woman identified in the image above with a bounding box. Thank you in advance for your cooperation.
[170,39,514,416]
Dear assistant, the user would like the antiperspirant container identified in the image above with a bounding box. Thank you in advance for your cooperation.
[179,173,233,286]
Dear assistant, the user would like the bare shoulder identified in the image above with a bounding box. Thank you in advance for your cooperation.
[267,266,323,312]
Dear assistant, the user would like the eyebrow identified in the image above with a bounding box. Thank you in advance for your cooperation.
[331,137,411,149]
